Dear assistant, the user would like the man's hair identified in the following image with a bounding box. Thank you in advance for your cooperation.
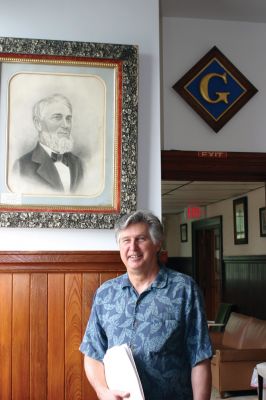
[33,93,72,122]
[114,210,164,244]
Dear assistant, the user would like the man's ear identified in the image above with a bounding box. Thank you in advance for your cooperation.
[33,116,42,132]
[156,240,163,254]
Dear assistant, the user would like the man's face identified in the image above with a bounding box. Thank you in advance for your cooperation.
[118,222,161,275]
[38,100,73,153]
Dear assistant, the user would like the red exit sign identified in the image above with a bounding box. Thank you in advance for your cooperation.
[198,151,227,159]
[186,207,206,219]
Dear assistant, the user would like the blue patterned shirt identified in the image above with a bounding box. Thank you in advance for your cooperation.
[80,266,213,400]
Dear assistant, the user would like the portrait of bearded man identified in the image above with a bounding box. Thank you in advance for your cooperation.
[13,93,84,194]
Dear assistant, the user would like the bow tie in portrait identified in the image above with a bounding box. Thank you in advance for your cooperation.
[51,152,70,166]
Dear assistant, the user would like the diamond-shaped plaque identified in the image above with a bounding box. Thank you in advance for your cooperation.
[173,46,258,132]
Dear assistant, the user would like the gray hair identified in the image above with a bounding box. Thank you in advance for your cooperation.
[33,93,72,122]
[114,210,164,244]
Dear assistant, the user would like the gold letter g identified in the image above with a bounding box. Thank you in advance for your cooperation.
[200,72,230,104]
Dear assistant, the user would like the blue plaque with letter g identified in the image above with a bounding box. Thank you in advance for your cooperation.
[173,46,258,132]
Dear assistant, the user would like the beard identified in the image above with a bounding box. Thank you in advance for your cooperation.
[40,131,74,154]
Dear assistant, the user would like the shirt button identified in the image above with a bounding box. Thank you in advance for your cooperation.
[131,344,137,352]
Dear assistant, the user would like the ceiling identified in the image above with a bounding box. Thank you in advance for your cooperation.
[162,181,265,214]
[160,0,266,23]
[160,1,266,214]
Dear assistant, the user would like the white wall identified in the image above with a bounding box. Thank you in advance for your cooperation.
[163,213,191,257]
[0,0,161,250]
[207,187,266,256]
[162,17,266,152]
[162,16,266,257]
[164,187,266,257]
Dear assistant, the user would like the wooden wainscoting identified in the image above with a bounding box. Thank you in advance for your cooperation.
[0,251,125,400]
[223,255,266,320]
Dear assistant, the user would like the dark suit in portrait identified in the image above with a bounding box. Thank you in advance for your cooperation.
[14,142,83,193]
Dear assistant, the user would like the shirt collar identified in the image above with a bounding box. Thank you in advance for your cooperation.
[39,142,53,157]
[121,265,168,290]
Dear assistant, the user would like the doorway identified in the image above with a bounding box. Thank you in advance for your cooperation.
[192,216,222,320]
[161,150,266,319]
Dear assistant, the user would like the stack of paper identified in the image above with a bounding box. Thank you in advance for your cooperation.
[103,343,145,400]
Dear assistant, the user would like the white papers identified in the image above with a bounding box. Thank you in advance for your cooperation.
[103,344,145,400]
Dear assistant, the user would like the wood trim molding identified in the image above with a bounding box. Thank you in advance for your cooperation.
[161,150,266,181]
[223,255,266,262]
[0,251,126,273]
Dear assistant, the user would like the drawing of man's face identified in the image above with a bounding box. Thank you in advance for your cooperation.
[34,95,74,154]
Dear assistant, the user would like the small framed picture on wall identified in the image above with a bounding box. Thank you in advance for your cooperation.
[180,223,188,242]
[233,196,248,244]
[259,207,266,237]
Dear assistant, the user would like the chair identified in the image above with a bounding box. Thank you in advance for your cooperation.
[257,363,266,400]
[208,303,234,332]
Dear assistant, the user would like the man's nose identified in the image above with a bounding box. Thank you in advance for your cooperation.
[61,117,71,127]
[129,240,138,250]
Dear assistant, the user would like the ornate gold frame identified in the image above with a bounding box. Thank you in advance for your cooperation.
[0,37,138,228]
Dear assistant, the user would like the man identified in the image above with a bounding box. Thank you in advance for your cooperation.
[80,210,213,400]
[13,93,83,194]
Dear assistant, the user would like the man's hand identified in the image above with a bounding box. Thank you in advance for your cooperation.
[84,355,131,400]
[97,387,130,400]
[111,390,130,399]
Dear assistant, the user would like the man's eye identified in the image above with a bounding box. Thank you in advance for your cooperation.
[51,115,62,121]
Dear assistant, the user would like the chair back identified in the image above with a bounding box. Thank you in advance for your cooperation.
[210,303,234,332]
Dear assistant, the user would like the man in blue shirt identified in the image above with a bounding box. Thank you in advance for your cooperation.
[80,210,213,400]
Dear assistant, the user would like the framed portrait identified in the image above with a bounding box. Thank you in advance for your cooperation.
[259,207,266,237]
[180,223,188,242]
[233,196,248,244]
[0,36,138,228]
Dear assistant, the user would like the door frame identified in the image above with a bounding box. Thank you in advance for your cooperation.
[192,216,223,281]
[192,216,223,316]
[161,150,266,314]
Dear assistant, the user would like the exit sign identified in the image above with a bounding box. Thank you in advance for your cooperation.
[186,207,206,220]
[198,151,227,159]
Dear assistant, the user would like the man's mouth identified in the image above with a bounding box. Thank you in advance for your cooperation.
[58,131,70,136]
[129,254,142,260]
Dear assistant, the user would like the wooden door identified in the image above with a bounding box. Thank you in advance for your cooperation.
[192,218,222,320]
[196,230,212,317]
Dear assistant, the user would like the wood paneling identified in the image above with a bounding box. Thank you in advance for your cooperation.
[223,256,266,319]
[82,273,99,399]
[65,273,82,400]
[48,273,65,400]
[12,274,30,400]
[166,257,193,277]
[161,150,266,181]
[0,274,12,399]
[0,251,125,400]
[30,274,48,400]
[167,255,266,320]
